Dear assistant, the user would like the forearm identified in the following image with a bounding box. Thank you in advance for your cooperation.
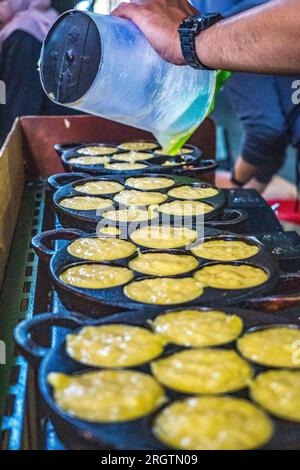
[197,0,300,73]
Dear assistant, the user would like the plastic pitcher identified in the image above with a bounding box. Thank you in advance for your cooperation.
[40,10,216,153]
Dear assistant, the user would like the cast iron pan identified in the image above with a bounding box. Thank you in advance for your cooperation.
[14,306,300,450]
[61,142,218,176]
[244,271,300,312]
[32,229,280,317]
[54,143,87,157]
[49,172,248,232]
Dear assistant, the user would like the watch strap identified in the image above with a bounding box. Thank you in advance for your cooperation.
[179,14,223,70]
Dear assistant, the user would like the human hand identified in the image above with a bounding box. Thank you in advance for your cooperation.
[112,0,198,65]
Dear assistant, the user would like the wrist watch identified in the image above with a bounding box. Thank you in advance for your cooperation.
[179,13,223,70]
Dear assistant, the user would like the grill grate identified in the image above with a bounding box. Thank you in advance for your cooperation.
[0,184,46,450]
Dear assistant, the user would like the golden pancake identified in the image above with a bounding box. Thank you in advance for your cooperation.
[99,227,122,236]
[112,152,153,162]
[237,326,300,368]
[114,190,167,206]
[158,200,214,216]
[151,348,252,394]
[67,237,136,261]
[48,370,166,423]
[74,181,124,195]
[153,396,273,450]
[191,239,259,261]
[126,177,175,190]
[59,196,113,211]
[68,156,111,165]
[124,277,203,305]
[129,253,198,276]
[155,147,194,155]
[130,226,198,249]
[59,264,133,289]
[103,208,157,222]
[66,324,165,368]
[77,146,116,155]
[104,162,147,171]
[194,264,268,289]
[152,309,243,347]
[168,185,219,200]
[250,370,300,422]
[119,141,157,151]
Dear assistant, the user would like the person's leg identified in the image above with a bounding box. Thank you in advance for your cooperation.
[0,31,45,145]
[224,73,287,192]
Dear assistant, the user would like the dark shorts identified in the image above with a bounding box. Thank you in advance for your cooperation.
[226,73,300,183]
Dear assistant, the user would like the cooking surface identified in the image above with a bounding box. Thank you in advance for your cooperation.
[3,182,300,450]
[45,187,300,449]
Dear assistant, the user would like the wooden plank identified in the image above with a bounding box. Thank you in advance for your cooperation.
[0,120,25,288]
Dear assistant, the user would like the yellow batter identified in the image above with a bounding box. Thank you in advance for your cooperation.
[153,396,273,450]
[130,226,198,249]
[155,147,194,155]
[158,200,214,216]
[124,277,203,305]
[104,162,147,171]
[77,146,116,155]
[250,370,300,422]
[119,141,158,151]
[59,264,133,289]
[68,156,111,166]
[194,264,268,289]
[129,253,198,276]
[112,152,153,162]
[103,208,157,222]
[66,324,165,368]
[151,348,253,394]
[59,196,113,211]
[114,190,167,206]
[126,177,175,190]
[168,185,219,200]
[48,370,166,423]
[191,239,259,261]
[99,227,121,236]
[237,326,300,368]
[67,237,136,261]
[152,309,243,347]
[74,181,124,195]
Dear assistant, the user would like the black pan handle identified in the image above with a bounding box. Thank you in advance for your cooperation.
[205,209,248,228]
[180,159,218,176]
[245,272,300,312]
[48,172,88,191]
[14,313,86,365]
[54,143,83,156]
[32,228,85,263]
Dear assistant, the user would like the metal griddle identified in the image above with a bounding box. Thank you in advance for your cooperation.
[15,306,300,450]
